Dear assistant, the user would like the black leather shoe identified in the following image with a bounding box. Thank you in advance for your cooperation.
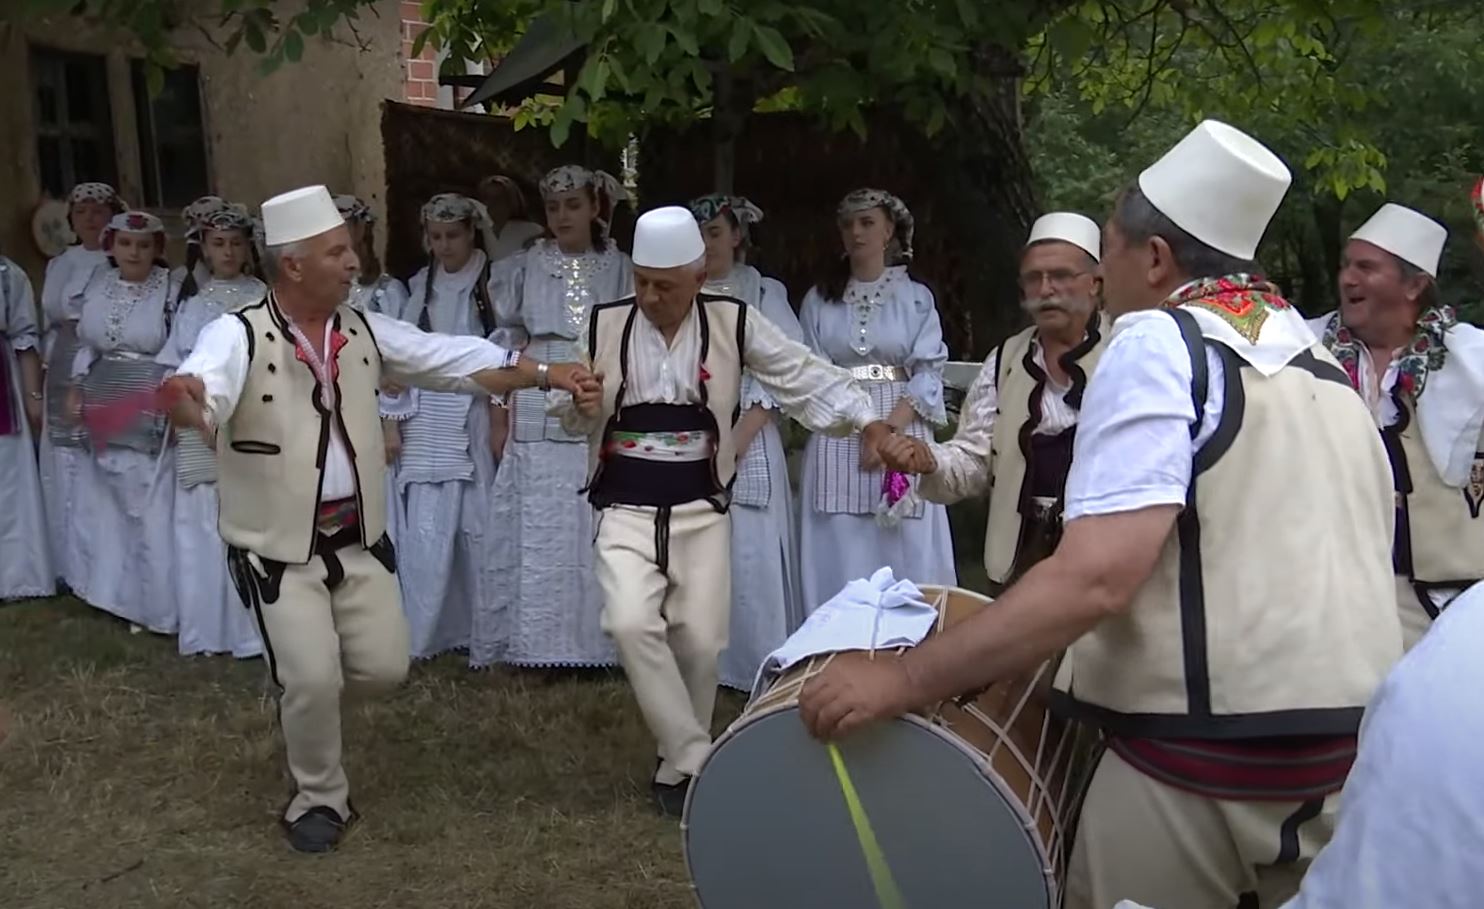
[284,805,355,853]
[652,777,690,819]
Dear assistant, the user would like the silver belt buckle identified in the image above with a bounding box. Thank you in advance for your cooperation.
[867,364,886,381]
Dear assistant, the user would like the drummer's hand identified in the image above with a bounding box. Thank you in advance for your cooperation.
[798,657,920,740]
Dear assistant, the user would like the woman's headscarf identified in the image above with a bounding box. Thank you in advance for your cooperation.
[688,194,764,234]
[838,188,915,264]
[69,182,127,212]
[101,211,166,253]
[181,196,231,240]
[420,193,495,254]
[335,194,375,225]
[539,165,631,238]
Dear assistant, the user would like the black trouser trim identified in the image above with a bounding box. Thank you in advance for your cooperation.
[1275,797,1325,865]
[1236,892,1259,909]
[654,505,672,575]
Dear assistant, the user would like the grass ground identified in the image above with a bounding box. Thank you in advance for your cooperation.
[0,596,748,909]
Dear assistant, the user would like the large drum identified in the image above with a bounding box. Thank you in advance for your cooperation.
[683,586,1094,908]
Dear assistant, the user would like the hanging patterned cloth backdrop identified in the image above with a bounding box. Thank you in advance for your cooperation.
[380,101,625,280]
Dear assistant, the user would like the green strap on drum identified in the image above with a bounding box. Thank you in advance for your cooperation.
[828,742,906,909]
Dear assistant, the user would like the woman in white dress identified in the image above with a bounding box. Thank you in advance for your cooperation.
[798,189,956,609]
[687,193,806,690]
[393,193,502,659]
[476,175,547,262]
[157,206,264,657]
[0,251,53,601]
[472,165,633,668]
[337,194,413,557]
[40,182,123,590]
[65,212,179,631]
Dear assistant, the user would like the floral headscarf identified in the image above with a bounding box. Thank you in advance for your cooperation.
[335,194,375,225]
[688,194,764,234]
[69,182,126,212]
[420,193,495,253]
[101,211,166,252]
[181,196,230,238]
[197,205,255,238]
[540,165,630,237]
[838,188,915,263]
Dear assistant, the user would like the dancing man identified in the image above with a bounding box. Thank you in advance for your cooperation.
[163,185,590,852]
[552,207,892,816]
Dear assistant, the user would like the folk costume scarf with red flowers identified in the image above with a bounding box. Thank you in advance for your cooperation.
[1321,305,1456,401]
[1161,273,1293,344]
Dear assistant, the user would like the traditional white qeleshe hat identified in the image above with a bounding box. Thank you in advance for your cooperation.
[1026,212,1101,262]
[632,206,706,269]
[1350,203,1448,278]
[1138,120,1291,260]
[262,185,344,247]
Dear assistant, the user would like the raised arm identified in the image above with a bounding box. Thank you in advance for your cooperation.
[366,310,585,398]
[741,308,876,438]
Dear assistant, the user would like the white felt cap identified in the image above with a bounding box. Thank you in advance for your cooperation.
[1350,203,1448,278]
[1138,120,1291,260]
[633,206,706,269]
[262,185,344,247]
[1027,212,1101,261]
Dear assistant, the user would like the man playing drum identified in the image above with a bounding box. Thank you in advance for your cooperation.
[552,206,892,817]
[799,121,1404,909]
[878,213,1106,592]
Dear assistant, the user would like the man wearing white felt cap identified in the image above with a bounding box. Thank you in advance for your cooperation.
[549,205,891,817]
[878,211,1107,593]
[1308,201,1484,650]
[799,121,1401,908]
[161,185,591,852]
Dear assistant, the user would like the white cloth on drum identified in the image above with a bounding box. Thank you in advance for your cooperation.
[752,567,936,700]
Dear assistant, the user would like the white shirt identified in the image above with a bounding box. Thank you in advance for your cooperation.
[1266,582,1484,909]
[551,303,876,437]
[919,334,1087,504]
[177,309,515,500]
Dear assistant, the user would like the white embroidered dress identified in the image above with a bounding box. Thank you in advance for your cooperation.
[473,239,633,667]
[156,276,266,657]
[68,265,179,632]
[705,265,807,690]
[0,257,54,600]
[395,253,496,658]
[38,244,106,587]
[797,266,957,609]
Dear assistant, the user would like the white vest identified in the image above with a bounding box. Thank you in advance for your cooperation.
[984,318,1107,584]
[1386,398,1484,587]
[216,295,388,564]
[1053,308,1401,739]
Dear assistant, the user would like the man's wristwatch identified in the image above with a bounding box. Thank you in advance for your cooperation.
[536,361,551,391]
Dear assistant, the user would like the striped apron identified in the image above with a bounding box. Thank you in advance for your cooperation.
[175,428,217,487]
[80,353,170,455]
[45,321,86,449]
[510,334,586,444]
[810,371,929,518]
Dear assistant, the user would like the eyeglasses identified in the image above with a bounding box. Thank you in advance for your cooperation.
[1018,269,1090,292]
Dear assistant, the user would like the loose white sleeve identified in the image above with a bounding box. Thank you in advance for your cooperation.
[743,309,876,436]
[367,310,515,395]
[175,313,252,427]
[1062,312,1223,521]
[919,349,999,504]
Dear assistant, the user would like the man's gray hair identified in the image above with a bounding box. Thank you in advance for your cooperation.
[1111,185,1257,279]
[260,240,308,283]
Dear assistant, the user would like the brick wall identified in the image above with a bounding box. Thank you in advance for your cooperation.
[400,1,440,106]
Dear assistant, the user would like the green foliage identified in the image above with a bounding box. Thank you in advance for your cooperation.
[1028,5,1484,315]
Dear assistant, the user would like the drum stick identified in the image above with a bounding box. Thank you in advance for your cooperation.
[827,742,906,909]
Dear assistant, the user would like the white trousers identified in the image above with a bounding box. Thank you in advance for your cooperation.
[595,501,731,785]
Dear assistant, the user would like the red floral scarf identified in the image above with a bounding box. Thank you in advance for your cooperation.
[1162,274,1292,344]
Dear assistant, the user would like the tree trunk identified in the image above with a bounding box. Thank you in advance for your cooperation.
[925,44,1040,358]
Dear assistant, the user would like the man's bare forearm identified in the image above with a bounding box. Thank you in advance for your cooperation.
[470,355,541,396]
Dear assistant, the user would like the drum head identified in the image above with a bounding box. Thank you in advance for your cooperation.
[684,708,1052,909]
